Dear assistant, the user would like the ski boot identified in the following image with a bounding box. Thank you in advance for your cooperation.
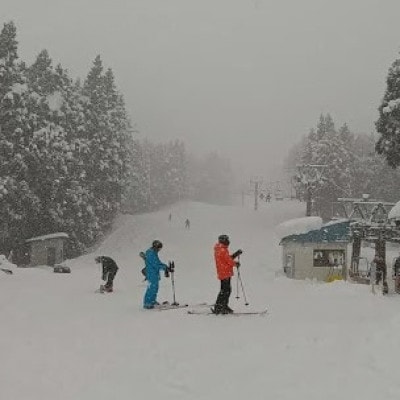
[224,306,234,314]
[211,305,226,315]
[395,277,400,294]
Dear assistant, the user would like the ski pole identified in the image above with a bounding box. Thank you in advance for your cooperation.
[235,270,240,300]
[235,254,241,300]
[237,268,249,306]
[169,261,179,305]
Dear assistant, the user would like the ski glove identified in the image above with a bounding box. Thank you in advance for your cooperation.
[231,249,243,259]
[165,261,175,277]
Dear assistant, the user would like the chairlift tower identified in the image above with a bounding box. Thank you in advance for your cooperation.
[250,176,263,211]
[335,194,397,283]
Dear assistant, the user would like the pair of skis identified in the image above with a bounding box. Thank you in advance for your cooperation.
[154,302,203,310]
[155,302,268,316]
[187,308,268,316]
[94,287,268,316]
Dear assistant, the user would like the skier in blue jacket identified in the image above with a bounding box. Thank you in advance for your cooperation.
[143,240,169,309]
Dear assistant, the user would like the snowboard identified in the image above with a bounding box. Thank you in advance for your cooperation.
[187,308,268,316]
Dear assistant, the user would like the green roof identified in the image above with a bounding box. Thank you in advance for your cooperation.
[280,220,351,245]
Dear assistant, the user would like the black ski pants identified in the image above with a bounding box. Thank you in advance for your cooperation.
[104,269,118,289]
[376,266,387,285]
[215,278,232,310]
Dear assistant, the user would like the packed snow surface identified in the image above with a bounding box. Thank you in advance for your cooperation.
[2,199,400,400]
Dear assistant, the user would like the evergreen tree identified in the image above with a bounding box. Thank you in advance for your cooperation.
[376,56,400,168]
[291,114,355,219]
[82,56,134,230]
[0,21,41,251]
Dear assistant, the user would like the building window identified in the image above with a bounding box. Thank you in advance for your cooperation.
[284,254,294,276]
[313,250,344,267]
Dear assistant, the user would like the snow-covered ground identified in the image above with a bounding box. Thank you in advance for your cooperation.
[2,199,400,400]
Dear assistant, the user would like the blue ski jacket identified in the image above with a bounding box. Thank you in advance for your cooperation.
[144,248,167,283]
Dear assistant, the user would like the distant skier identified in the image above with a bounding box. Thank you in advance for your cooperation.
[185,218,190,229]
[95,256,119,293]
[142,240,170,309]
[212,234,242,314]
[168,213,172,222]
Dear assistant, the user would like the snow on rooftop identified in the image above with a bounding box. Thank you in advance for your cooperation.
[25,232,69,243]
[388,200,400,219]
[324,218,350,226]
[276,216,323,239]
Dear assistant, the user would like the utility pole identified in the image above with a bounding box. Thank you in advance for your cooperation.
[250,177,263,211]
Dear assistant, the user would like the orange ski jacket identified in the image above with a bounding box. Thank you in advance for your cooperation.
[214,242,236,280]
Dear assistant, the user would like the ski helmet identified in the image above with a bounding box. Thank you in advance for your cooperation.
[218,234,230,246]
[152,240,163,250]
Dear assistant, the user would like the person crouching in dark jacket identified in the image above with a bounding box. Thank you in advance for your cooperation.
[95,256,119,293]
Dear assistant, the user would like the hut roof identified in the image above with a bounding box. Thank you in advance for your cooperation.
[280,219,350,245]
[25,232,69,243]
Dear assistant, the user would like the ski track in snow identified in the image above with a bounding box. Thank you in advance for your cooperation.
[2,199,400,400]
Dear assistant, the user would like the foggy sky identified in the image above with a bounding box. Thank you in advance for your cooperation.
[2,0,400,181]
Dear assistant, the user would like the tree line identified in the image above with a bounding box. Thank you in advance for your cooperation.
[0,21,234,258]
[285,48,400,220]
[285,112,400,221]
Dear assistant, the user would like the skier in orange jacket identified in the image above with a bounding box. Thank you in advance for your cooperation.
[212,234,242,314]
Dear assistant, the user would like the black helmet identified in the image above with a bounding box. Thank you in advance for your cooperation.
[218,234,230,246]
[152,240,163,250]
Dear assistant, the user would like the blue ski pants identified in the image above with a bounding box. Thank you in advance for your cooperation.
[144,280,159,308]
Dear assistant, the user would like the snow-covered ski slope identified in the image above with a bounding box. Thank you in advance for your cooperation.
[2,199,400,400]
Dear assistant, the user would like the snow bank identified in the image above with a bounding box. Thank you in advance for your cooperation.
[275,216,323,239]
[0,254,17,270]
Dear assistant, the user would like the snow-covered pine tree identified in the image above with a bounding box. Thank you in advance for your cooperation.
[376,56,400,168]
[103,68,134,208]
[127,139,189,211]
[0,21,41,251]
[25,49,64,235]
[82,56,134,232]
[53,70,100,255]
[128,139,154,212]
[296,114,354,219]
[167,140,187,203]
